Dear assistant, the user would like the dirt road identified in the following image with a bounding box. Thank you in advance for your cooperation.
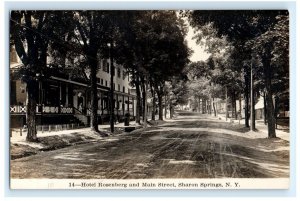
[10,111,289,179]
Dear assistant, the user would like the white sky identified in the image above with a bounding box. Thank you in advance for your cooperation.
[186,25,211,62]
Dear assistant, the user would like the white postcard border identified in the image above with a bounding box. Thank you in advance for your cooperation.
[11,178,289,190]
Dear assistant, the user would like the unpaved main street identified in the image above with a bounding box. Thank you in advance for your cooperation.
[10,111,289,179]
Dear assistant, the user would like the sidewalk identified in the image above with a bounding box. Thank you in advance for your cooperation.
[10,120,139,143]
[217,114,290,141]
[10,120,142,159]
[98,120,141,129]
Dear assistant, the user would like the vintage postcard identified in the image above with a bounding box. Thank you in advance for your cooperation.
[9,9,289,189]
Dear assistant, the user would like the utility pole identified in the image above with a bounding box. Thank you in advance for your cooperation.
[108,42,114,133]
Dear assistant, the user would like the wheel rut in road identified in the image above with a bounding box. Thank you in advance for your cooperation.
[10,112,289,179]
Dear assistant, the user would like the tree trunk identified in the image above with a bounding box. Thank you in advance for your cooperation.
[89,57,99,132]
[274,97,278,129]
[263,91,267,125]
[234,93,237,120]
[250,63,255,131]
[157,92,163,120]
[140,77,145,121]
[225,87,228,121]
[239,93,242,119]
[266,85,276,137]
[196,97,198,113]
[169,92,173,119]
[263,55,276,138]
[244,67,250,127]
[11,12,49,141]
[135,79,141,124]
[196,98,199,112]
[210,98,213,115]
[207,99,210,114]
[141,77,147,121]
[164,92,167,119]
[151,86,156,120]
[212,97,216,117]
[170,103,173,119]
[143,77,148,128]
[26,81,38,142]
[231,93,234,119]
[201,98,203,113]
[206,99,209,114]
[207,99,209,114]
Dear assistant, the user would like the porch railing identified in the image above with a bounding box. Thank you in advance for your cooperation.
[10,105,73,114]
[10,105,134,116]
[10,123,84,138]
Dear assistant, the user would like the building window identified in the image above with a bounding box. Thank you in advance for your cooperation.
[118,84,120,91]
[101,79,103,85]
[103,59,109,73]
[123,86,125,93]
[98,59,101,70]
[105,80,107,87]
[123,71,126,80]
[116,100,120,109]
[117,68,121,78]
[102,60,105,71]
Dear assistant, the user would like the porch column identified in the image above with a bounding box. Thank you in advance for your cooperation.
[116,94,119,118]
[127,96,130,112]
[132,97,135,117]
[99,91,102,115]
[122,95,125,116]
[65,84,68,106]
[85,89,88,115]
[38,80,42,105]
[59,82,62,105]
[101,93,104,115]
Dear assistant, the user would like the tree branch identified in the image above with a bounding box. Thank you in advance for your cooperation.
[10,12,29,65]
[75,20,88,51]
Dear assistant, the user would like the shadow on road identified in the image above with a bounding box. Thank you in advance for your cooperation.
[161,120,250,133]
[10,110,289,179]
[162,111,250,133]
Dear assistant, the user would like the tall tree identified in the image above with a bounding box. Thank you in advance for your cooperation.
[187,10,289,137]
[248,14,289,137]
[116,11,190,122]
[73,11,104,133]
[73,11,126,133]
[10,11,68,142]
[145,11,190,120]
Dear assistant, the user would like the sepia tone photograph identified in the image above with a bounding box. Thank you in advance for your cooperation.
[9,9,290,189]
